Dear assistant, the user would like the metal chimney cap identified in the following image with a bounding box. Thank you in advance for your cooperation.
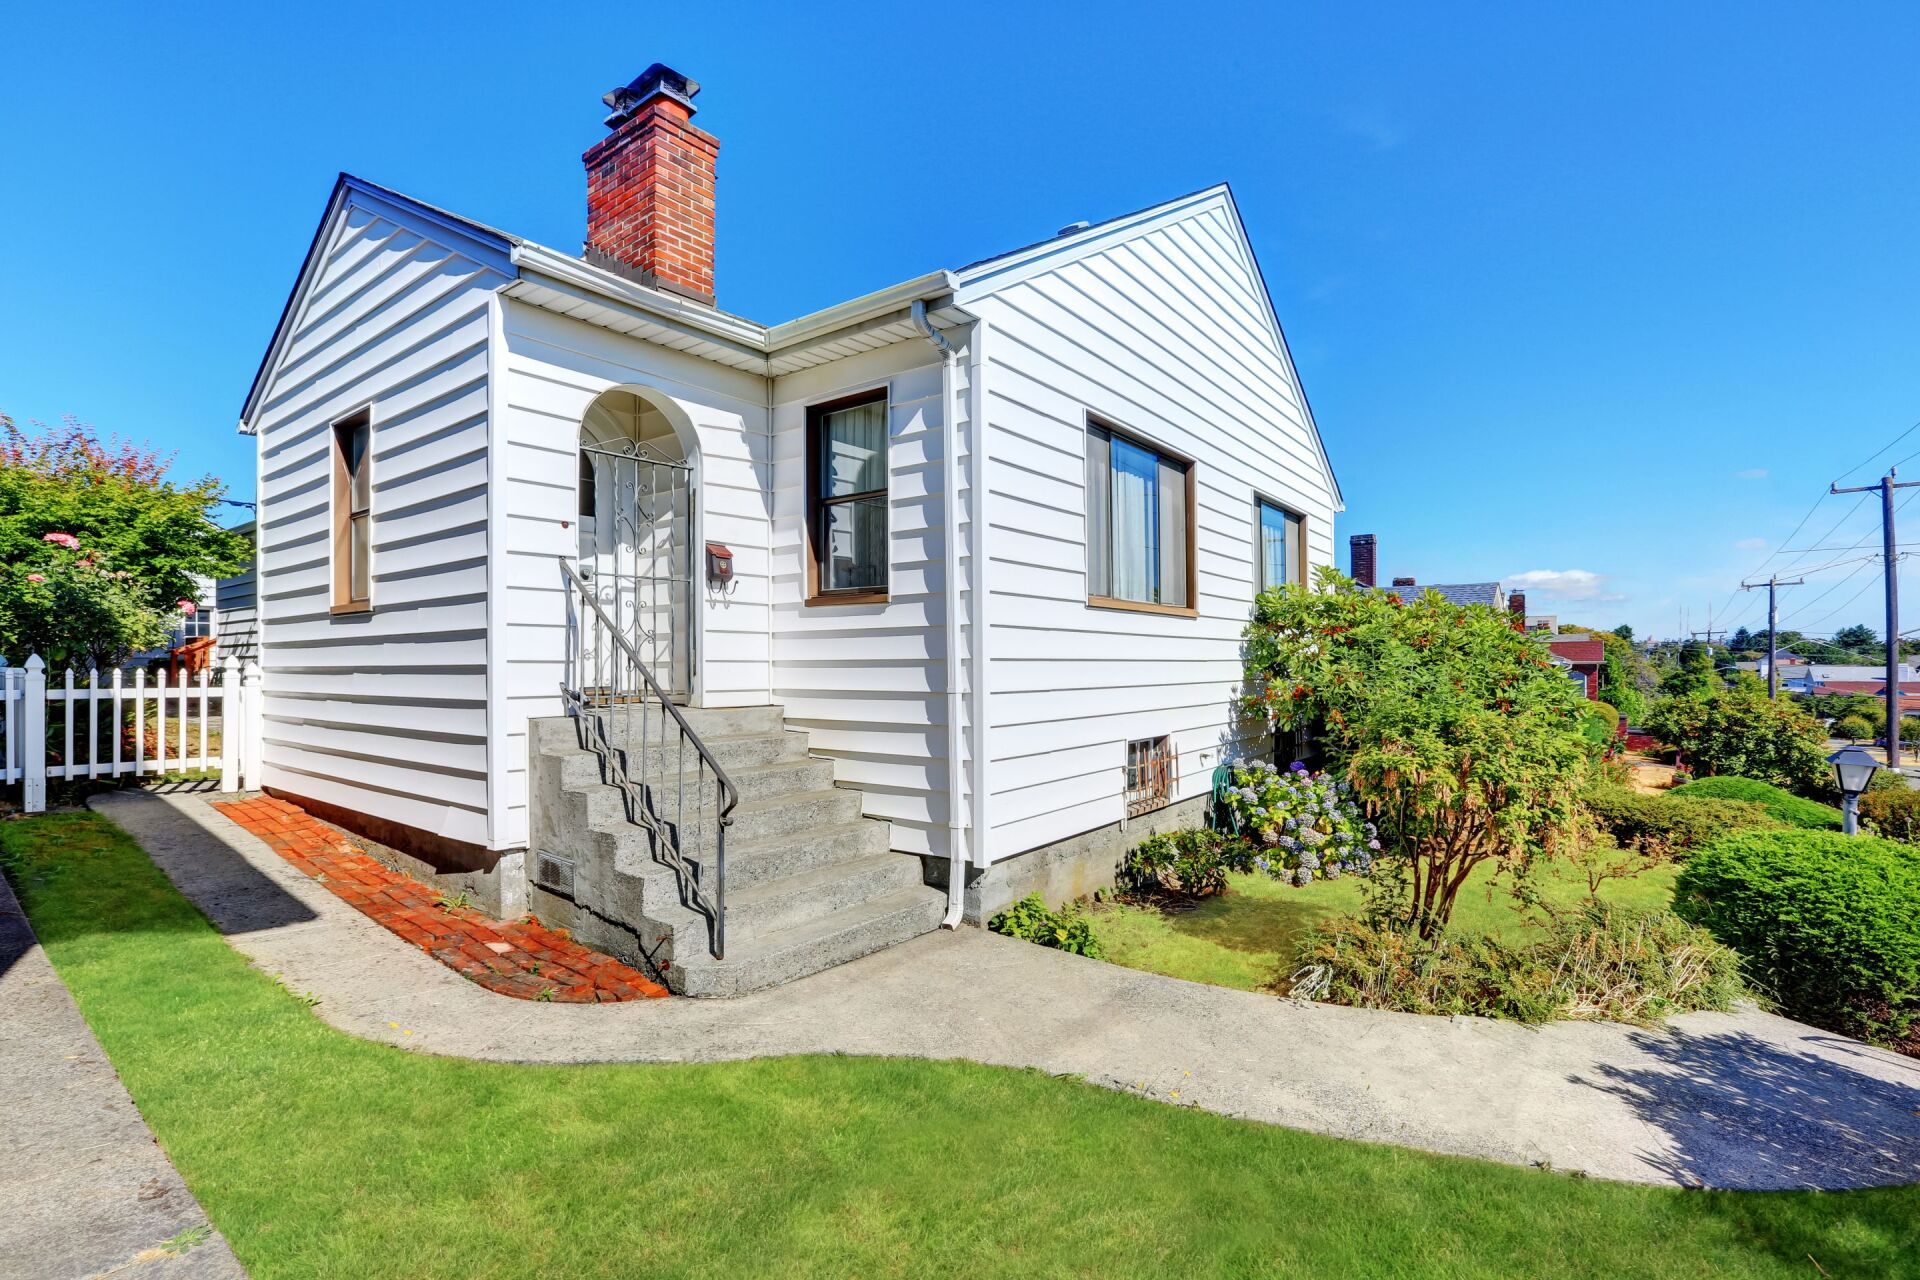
[603,63,701,126]
[1057,220,1092,237]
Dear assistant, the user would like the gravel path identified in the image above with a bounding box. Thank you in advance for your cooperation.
[95,789,1920,1192]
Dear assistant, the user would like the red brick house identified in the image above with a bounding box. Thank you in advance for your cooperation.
[1546,637,1605,701]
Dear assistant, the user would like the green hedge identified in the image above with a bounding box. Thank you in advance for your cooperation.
[1667,776,1842,830]
[1584,784,1781,857]
[1675,830,1920,1045]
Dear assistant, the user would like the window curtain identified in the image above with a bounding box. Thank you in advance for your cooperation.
[824,401,887,496]
[822,400,888,590]
[1157,454,1187,607]
[1085,426,1111,597]
[1110,435,1159,602]
[1258,501,1287,590]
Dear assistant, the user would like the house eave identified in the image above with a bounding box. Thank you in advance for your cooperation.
[507,245,968,376]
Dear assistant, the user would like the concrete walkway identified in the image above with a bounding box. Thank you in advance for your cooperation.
[0,849,246,1280]
[100,790,1920,1192]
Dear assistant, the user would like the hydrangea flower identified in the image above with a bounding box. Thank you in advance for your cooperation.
[42,531,79,550]
[1292,867,1314,887]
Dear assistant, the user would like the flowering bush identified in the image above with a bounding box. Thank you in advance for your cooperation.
[1244,572,1595,936]
[1224,760,1377,886]
[0,412,249,668]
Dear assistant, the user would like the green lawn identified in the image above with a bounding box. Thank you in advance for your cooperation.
[6,812,1914,1279]
[1092,859,1678,993]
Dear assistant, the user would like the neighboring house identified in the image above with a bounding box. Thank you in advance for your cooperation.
[236,64,1343,993]
[1345,533,1509,612]
[1781,663,1917,694]
[1545,635,1604,701]
[1805,678,1920,718]
[214,523,258,663]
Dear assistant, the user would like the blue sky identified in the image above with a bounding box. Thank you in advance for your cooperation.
[4,2,1918,639]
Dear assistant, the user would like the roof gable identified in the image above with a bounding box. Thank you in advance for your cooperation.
[952,184,1341,508]
[237,175,517,431]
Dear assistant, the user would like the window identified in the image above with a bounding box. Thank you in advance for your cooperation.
[1255,498,1306,593]
[1085,420,1195,615]
[332,410,372,611]
[807,390,889,603]
[177,605,212,642]
[1125,736,1175,817]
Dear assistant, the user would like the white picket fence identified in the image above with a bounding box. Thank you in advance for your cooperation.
[1,654,265,812]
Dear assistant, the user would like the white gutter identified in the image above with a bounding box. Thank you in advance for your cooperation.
[911,298,968,929]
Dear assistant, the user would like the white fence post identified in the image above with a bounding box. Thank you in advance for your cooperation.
[22,655,46,813]
[242,660,264,791]
[219,656,242,793]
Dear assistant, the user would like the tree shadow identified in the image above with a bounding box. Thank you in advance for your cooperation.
[1571,1025,1920,1190]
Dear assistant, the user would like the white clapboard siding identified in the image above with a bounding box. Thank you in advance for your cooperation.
[767,338,974,860]
[495,298,773,850]
[250,194,509,849]
[958,191,1338,863]
[215,563,258,662]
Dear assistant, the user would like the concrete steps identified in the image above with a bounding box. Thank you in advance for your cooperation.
[528,709,943,996]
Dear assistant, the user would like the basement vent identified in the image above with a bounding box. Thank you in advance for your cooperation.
[533,851,577,898]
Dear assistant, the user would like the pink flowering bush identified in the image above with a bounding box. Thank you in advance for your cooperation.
[0,411,249,667]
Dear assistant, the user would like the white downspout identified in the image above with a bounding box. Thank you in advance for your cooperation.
[911,298,967,928]
[967,319,990,877]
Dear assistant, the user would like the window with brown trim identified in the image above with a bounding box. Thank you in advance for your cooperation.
[1085,419,1196,616]
[1255,497,1306,594]
[1125,736,1176,817]
[331,410,372,612]
[806,390,889,604]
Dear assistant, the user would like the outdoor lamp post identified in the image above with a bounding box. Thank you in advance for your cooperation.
[1829,744,1880,835]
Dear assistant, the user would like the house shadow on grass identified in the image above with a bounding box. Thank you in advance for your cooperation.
[1571,1026,1920,1191]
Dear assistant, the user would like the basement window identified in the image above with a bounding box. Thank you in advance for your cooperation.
[1125,736,1176,817]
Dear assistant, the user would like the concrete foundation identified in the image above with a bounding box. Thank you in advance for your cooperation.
[922,795,1211,924]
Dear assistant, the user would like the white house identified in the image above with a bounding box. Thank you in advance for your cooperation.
[238,65,1342,993]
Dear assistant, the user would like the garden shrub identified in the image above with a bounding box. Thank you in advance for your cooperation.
[1643,690,1828,794]
[1220,761,1377,885]
[1245,572,1594,936]
[988,893,1103,959]
[1861,787,1920,843]
[1578,701,1621,750]
[1674,830,1920,1046]
[1118,829,1247,899]
[1583,783,1781,857]
[1667,776,1842,830]
[1290,905,1743,1026]
[1833,714,1875,742]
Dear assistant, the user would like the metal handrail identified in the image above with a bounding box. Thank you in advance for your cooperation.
[560,558,738,959]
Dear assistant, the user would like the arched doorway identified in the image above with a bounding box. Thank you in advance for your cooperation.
[578,388,695,701]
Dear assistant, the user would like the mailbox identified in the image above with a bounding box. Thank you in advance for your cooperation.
[705,541,734,586]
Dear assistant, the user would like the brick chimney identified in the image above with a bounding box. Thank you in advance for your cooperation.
[1509,591,1527,630]
[1349,533,1377,588]
[583,64,718,304]
[1391,576,1417,588]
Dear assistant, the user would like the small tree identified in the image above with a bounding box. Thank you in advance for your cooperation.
[0,413,249,669]
[1643,688,1829,794]
[1244,571,1596,937]
[1833,714,1875,742]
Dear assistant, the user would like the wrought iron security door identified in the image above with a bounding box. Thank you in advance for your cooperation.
[577,441,694,701]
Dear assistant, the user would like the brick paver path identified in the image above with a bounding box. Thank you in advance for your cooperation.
[212,795,668,1002]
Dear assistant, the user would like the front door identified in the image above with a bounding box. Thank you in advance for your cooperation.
[578,444,694,701]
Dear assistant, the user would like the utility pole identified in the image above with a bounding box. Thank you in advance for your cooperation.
[1832,469,1920,770]
[1741,576,1804,698]
[1689,627,1727,658]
